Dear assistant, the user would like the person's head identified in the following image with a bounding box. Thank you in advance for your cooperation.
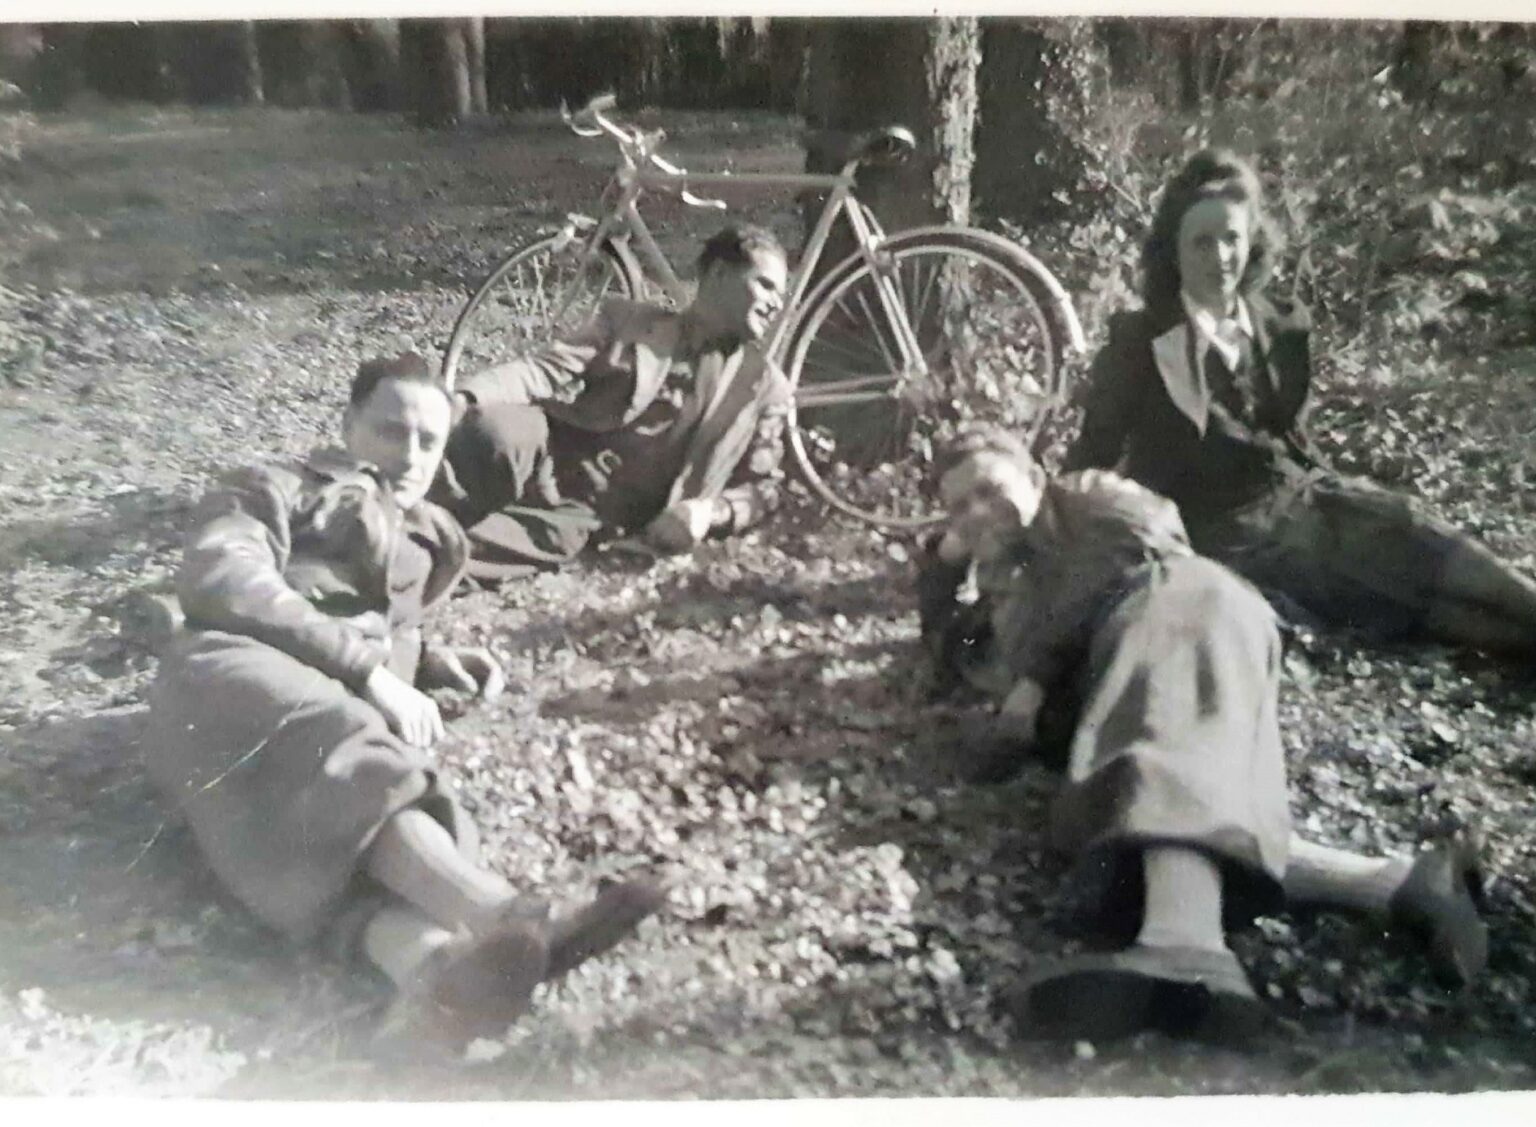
[1142,148,1282,317]
[689,224,788,345]
[936,427,1047,562]
[342,353,453,510]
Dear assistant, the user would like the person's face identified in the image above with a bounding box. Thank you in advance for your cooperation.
[694,246,788,343]
[939,451,1044,560]
[343,378,452,510]
[1176,196,1252,311]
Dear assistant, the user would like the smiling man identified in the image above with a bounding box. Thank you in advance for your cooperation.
[435,224,794,581]
[145,353,665,1046]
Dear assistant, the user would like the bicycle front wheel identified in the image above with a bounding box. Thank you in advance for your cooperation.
[783,231,1072,528]
[442,230,643,390]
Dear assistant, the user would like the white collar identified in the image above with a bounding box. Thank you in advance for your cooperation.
[1181,291,1252,336]
[1180,291,1252,370]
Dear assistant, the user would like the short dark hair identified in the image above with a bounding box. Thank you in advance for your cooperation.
[934,424,1043,485]
[697,223,785,275]
[348,352,451,410]
[1141,148,1284,320]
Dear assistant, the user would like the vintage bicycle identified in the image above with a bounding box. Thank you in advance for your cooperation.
[441,95,1085,528]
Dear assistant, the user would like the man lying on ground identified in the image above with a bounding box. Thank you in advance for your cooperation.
[918,427,1488,1044]
[434,224,791,582]
[144,353,666,1047]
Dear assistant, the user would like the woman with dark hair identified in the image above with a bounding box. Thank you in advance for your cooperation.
[1067,148,1536,655]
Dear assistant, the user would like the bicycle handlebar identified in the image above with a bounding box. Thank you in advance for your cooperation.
[563,93,730,210]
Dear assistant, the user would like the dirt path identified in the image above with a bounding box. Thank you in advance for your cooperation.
[2,106,1535,1098]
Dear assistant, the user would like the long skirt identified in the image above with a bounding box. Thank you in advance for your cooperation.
[145,630,474,945]
[1050,555,1291,925]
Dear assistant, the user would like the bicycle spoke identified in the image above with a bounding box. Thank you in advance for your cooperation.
[907,256,943,338]
[850,287,903,376]
[802,324,894,374]
[786,237,1067,527]
[445,234,640,388]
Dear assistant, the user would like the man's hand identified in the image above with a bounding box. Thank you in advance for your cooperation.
[364,664,445,749]
[644,498,728,554]
[420,645,506,702]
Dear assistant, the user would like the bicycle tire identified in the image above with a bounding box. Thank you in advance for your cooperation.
[781,228,1080,529]
[441,230,644,391]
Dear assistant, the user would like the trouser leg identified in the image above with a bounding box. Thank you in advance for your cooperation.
[437,402,556,524]
[435,402,600,577]
[362,901,456,990]
[1282,837,1408,914]
[1137,846,1228,953]
[363,808,514,934]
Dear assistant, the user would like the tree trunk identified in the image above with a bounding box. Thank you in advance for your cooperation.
[768,18,809,113]
[257,22,348,108]
[463,17,488,115]
[1393,20,1440,104]
[169,23,263,106]
[801,16,980,249]
[231,21,264,105]
[483,19,533,110]
[339,19,400,112]
[401,19,473,127]
[1177,23,1203,111]
[973,18,1098,225]
[1097,18,1143,89]
[29,25,88,108]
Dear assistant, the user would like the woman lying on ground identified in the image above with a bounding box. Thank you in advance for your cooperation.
[1065,148,1536,658]
[917,428,1487,1044]
[144,353,666,1047]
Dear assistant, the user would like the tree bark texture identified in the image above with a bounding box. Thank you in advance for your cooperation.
[801,16,980,246]
[401,19,473,127]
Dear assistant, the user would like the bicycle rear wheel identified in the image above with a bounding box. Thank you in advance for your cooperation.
[783,230,1076,528]
[442,229,643,390]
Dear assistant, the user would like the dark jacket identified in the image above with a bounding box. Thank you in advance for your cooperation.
[178,447,469,689]
[1065,293,1324,524]
[452,296,790,537]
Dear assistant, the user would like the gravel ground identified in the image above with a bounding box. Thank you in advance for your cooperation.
[1,106,1534,1099]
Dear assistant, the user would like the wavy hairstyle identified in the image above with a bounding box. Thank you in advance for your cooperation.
[1141,148,1284,320]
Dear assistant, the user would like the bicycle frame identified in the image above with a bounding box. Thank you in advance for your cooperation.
[551,104,933,407]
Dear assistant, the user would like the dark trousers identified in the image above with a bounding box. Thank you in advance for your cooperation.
[433,403,602,582]
[1194,471,1533,642]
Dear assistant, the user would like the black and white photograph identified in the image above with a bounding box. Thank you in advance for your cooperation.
[1,4,1535,1106]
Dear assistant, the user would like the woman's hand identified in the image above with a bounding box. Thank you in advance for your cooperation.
[419,644,506,702]
[364,664,445,749]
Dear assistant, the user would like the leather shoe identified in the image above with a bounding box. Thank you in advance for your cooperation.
[1006,943,1270,1046]
[1388,837,1488,988]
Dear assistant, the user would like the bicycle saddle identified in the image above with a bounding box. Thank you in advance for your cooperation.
[855,125,917,166]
